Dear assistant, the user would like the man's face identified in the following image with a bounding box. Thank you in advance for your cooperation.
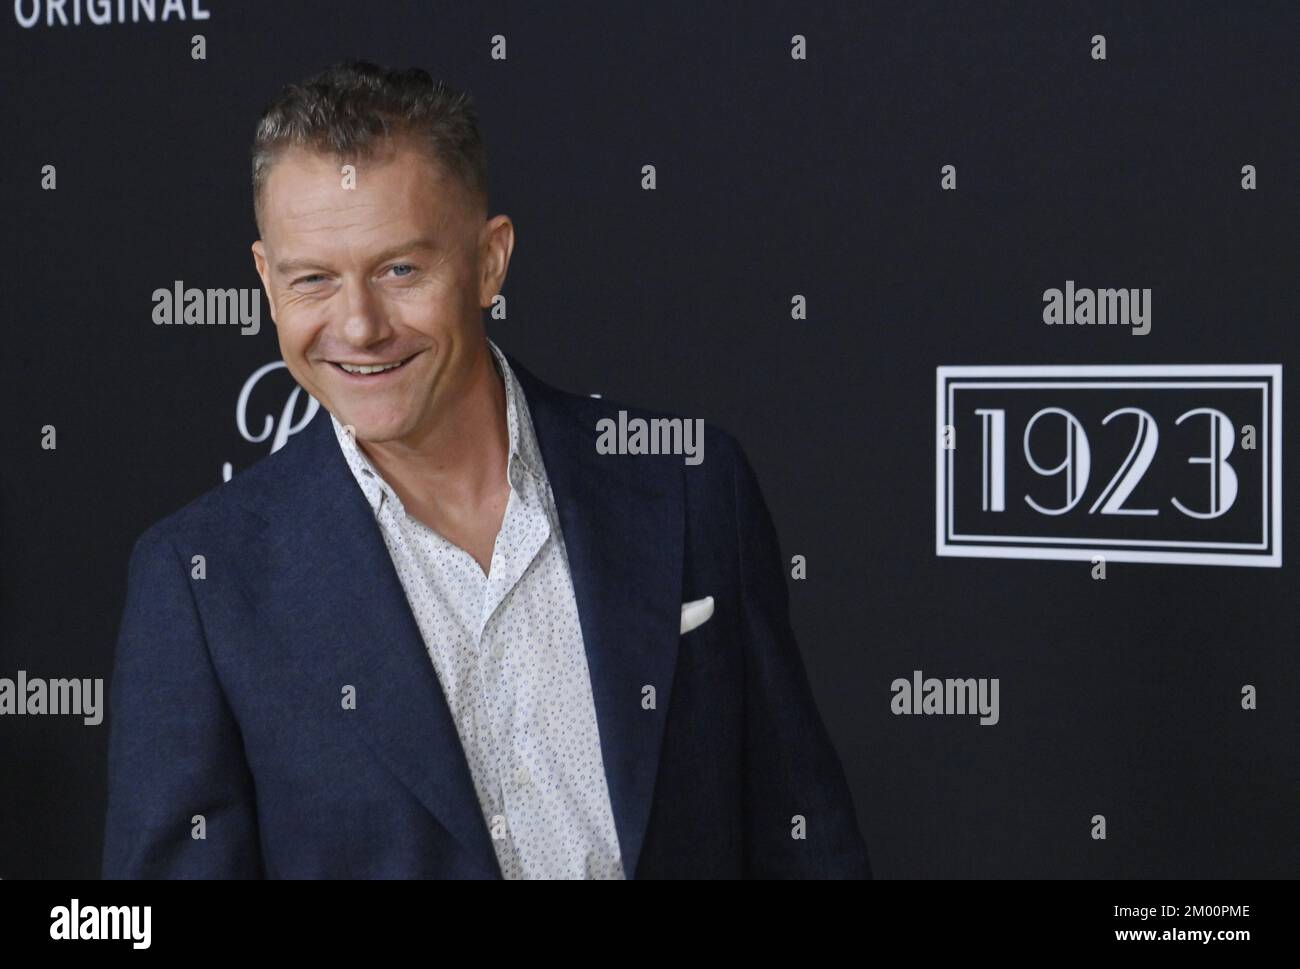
[251,138,509,446]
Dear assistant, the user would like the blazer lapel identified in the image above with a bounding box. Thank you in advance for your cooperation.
[252,403,501,877]
[509,355,686,880]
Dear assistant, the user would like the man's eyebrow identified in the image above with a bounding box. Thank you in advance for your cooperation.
[274,256,329,275]
[274,237,438,276]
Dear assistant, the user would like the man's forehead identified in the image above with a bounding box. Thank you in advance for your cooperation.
[260,142,461,242]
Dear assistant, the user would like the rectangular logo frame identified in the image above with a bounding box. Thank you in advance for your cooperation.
[935,364,1282,568]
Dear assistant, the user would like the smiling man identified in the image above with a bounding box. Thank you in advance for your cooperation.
[101,60,870,880]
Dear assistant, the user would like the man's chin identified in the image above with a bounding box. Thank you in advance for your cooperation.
[324,402,412,444]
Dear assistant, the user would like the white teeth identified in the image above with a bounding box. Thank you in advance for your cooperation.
[339,358,406,374]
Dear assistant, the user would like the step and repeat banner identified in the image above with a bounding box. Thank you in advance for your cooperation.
[2,1,1296,884]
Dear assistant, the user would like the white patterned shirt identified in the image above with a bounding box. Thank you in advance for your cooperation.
[328,340,625,880]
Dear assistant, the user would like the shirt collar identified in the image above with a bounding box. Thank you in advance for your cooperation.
[328,338,548,517]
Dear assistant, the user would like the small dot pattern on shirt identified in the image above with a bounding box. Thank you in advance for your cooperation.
[329,340,626,880]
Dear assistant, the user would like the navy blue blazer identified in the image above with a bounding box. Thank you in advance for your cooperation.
[101,354,870,879]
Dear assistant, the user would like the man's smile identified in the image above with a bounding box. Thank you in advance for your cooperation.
[327,350,423,379]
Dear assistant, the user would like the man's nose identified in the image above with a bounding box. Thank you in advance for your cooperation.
[338,276,392,346]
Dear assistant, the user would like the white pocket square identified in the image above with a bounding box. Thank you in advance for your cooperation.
[680,596,715,635]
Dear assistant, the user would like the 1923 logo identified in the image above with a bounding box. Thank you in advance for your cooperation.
[936,365,1281,567]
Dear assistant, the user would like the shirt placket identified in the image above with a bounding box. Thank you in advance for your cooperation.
[476,466,552,877]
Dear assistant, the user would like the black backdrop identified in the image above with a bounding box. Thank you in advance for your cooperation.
[2,1,1297,880]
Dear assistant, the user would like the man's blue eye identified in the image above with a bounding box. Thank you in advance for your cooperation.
[391,264,414,277]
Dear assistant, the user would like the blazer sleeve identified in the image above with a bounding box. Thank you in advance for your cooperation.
[731,443,872,879]
[101,527,264,879]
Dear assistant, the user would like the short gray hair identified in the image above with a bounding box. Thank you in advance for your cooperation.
[251,60,489,231]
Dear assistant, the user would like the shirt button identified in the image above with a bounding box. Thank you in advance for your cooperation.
[492,642,506,661]
[514,766,531,787]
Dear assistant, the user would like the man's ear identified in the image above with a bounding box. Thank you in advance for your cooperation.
[477,214,515,309]
[250,239,277,325]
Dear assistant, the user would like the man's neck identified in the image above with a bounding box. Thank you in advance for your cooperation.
[356,340,510,512]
